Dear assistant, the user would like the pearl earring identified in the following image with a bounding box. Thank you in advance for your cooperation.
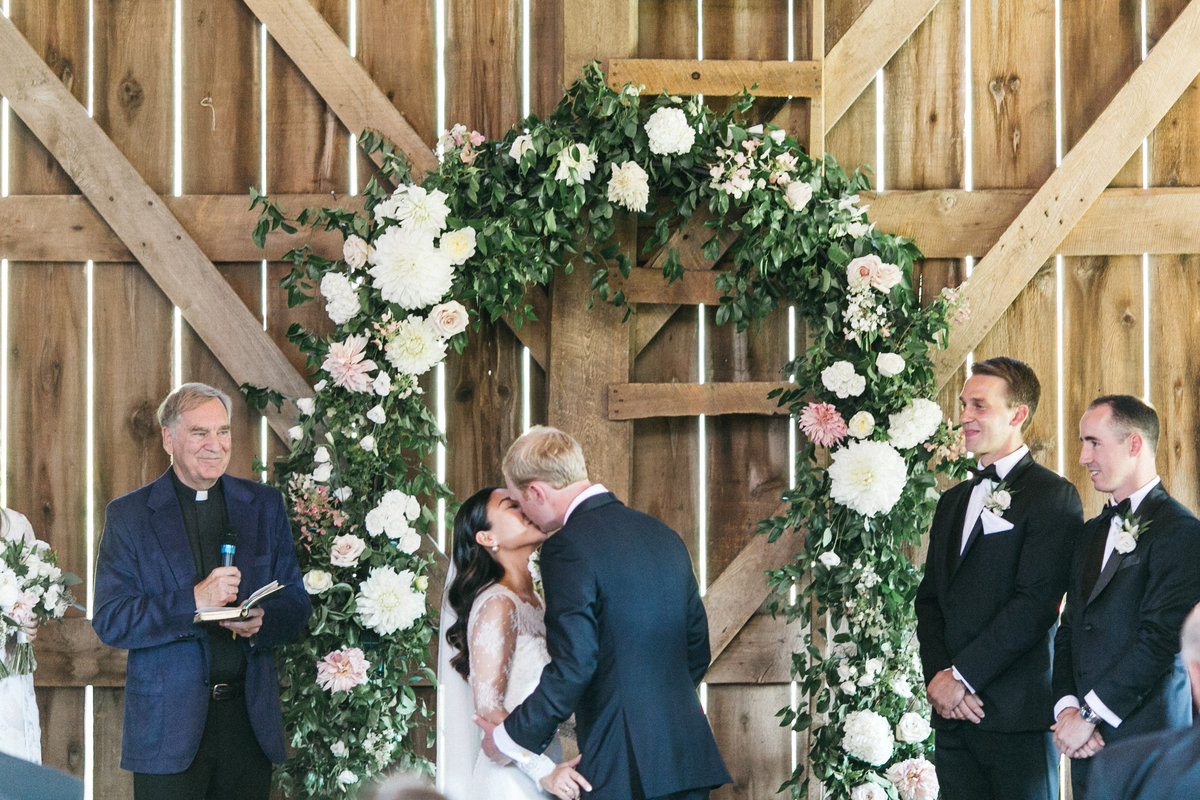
[491,545,499,552]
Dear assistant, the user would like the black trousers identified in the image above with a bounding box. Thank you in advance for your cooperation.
[934,726,1059,800]
[133,697,271,800]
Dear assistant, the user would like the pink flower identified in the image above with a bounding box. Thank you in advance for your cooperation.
[322,334,377,393]
[468,130,485,146]
[316,647,371,693]
[886,757,939,800]
[799,402,849,448]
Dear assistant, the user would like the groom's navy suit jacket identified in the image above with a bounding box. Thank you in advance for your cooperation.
[916,452,1082,734]
[1052,483,1200,743]
[93,470,310,773]
[504,492,731,799]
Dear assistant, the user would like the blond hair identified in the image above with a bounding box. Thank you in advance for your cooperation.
[157,383,232,430]
[502,425,588,490]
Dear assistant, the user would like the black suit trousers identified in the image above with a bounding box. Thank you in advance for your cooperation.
[935,726,1059,800]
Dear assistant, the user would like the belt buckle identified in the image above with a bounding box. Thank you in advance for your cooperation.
[211,682,237,701]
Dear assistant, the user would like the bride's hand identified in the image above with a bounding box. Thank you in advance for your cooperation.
[539,755,591,800]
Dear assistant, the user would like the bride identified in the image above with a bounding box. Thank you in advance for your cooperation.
[438,488,589,800]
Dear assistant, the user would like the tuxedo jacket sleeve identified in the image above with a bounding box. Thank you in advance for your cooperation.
[1053,488,1200,725]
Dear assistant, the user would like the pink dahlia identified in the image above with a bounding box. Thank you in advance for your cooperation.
[799,402,849,448]
[316,646,371,693]
[886,757,939,800]
[322,334,377,393]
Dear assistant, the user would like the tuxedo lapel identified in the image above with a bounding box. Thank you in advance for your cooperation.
[1085,484,1169,605]
[146,471,197,589]
[943,484,974,579]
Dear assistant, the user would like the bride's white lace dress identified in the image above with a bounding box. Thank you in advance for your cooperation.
[467,583,561,797]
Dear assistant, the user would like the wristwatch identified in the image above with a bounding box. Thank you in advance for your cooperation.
[1078,703,1101,725]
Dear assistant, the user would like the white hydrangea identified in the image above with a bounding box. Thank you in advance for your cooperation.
[373,184,450,237]
[821,361,866,399]
[842,709,895,766]
[319,272,361,325]
[554,142,599,185]
[365,489,422,541]
[828,440,908,517]
[644,107,695,155]
[356,566,425,635]
[384,316,447,376]
[606,161,650,213]
[368,226,454,310]
[887,398,944,450]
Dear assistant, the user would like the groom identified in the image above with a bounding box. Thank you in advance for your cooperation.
[1051,395,1200,798]
[477,425,730,800]
[915,357,1083,800]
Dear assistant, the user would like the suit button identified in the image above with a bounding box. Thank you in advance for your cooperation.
[1084,623,1093,632]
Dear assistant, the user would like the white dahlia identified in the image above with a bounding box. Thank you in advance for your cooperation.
[606,161,650,213]
[373,184,450,237]
[356,566,425,635]
[384,316,447,376]
[828,440,908,517]
[368,227,454,310]
[554,142,599,185]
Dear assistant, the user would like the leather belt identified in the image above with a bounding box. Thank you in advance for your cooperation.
[210,681,244,701]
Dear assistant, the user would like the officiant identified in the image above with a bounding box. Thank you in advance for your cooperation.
[93,383,310,800]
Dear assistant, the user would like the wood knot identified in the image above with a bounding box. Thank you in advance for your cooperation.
[454,379,475,404]
[120,74,144,111]
[130,402,161,441]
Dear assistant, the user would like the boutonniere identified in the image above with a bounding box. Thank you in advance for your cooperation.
[1113,515,1149,555]
[528,550,543,596]
[983,482,1013,517]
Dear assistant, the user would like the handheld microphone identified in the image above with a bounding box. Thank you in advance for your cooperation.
[220,525,238,568]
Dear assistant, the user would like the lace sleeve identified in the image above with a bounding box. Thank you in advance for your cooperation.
[469,589,557,784]
[468,590,519,722]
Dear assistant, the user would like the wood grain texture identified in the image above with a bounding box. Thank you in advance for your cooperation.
[1148,0,1200,513]
[933,0,1200,386]
[1060,0,1145,513]
[823,0,877,190]
[244,0,437,176]
[357,0,438,150]
[705,612,805,684]
[92,688,132,797]
[606,58,820,97]
[608,382,789,419]
[445,0,522,140]
[35,687,85,778]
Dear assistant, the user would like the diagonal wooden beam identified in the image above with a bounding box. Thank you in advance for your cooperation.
[931,0,1200,386]
[241,0,437,177]
[817,0,942,133]
[0,15,311,441]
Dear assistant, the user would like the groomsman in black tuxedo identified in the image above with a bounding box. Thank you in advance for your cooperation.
[1088,601,1200,800]
[916,357,1083,800]
[1052,395,1200,799]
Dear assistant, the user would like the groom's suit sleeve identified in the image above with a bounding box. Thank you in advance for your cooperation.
[505,531,598,753]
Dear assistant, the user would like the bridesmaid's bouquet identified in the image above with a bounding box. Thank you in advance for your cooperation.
[0,526,80,678]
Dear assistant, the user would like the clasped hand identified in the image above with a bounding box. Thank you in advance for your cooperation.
[1052,708,1105,758]
[473,714,592,800]
[927,669,986,723]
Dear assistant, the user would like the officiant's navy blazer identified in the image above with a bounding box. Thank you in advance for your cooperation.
[916,452,1083,733]
[93,470,310,774]
[1052,483,1200,742]
[504,492,731,799]
[1088,720,1200,800]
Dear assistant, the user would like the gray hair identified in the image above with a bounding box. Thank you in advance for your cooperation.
[1183,602,1200,664]
[157,383,232,430]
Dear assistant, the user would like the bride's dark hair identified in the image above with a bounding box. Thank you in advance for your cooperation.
[446,487,504,679]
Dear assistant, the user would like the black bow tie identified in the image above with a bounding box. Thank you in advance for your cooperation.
[1097,498,1132,526]
[971,465,1000,486]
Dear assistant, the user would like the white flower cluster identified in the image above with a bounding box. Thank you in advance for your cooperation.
[828,440,907,517]
[821,360,866,398]
[644,106,696,155]
[607,161,650,213]
[842,282,887,342]
[887,398,944,450]
[555,142,599,185]
[355,566,425,636]
[842,709,895,766]
[364,490,422,553]
[320,272,361,325]
[833,193,875,239]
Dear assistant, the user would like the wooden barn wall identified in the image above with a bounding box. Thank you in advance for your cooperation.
[2,1,1199,798]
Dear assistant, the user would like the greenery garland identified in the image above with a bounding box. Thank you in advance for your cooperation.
[249,63,972,799]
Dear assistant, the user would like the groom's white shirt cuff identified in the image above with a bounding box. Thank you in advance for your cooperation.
[495,722,556,782]
[1053,693,1123,728]
[950,666,976,694]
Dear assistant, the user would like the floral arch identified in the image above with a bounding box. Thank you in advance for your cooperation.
[249,63,971,799]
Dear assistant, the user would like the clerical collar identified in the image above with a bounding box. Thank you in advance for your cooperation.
[169,470,222,505]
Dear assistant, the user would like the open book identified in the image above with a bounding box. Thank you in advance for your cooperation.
[193,580,285,623]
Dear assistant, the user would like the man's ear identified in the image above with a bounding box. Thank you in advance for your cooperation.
[161,427,174,456]
[526,481,549,505]
[1128,431,1145,457]
[1010,404,1030,429]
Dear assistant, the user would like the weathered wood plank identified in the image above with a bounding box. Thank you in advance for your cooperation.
[608,382,789,419]
[614,267,725,305]
[92,688,132,797]
[606,58,820,97]
[823,0,878,198]
[33,617,127,688]
[1148,0,1200,513]
[705,612,804,684]
[243,0,437,176]
[932,0,1200,386]
[563,0,637,85]
[1060,0,1145,515]
[0,12,311,431]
